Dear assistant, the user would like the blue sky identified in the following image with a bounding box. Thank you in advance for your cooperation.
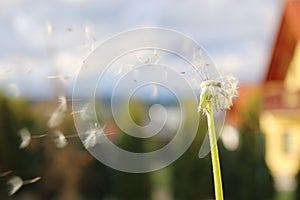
[0,0,282,99]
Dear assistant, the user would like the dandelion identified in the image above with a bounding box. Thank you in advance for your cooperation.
[198,75,238,200]
[7,176,41,196]
[198,76,238,114]
[47,96,67,128]
[53,130,68,148]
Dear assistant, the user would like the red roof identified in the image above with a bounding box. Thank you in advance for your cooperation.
[265,1,300,81]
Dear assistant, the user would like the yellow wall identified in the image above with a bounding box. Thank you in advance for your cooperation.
[285,42,300,93]
[260,111,300,178]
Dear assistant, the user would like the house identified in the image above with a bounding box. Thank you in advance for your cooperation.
[260,0,300,196]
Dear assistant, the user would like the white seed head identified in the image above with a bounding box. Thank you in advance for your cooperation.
[198,76,238,114]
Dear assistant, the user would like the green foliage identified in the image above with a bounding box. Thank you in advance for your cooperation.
[113,101,152,200]
[79,161,115,200]
[221,93,274,200]
[0,93,277,199]
[296,172,300,199]
[172,118,214,200]
[0,95,45,198]
[172,94,274,200]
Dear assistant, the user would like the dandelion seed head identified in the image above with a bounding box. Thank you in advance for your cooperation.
[198,76,238,114]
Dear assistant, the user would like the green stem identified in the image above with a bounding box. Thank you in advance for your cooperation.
[206,102,224,200]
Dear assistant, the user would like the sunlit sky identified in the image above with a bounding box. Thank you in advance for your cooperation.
[0,0,283,99]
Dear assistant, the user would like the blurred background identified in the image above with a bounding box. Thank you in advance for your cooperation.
[1,0,300,199]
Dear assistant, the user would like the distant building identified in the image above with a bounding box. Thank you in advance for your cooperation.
[260,0,300,197]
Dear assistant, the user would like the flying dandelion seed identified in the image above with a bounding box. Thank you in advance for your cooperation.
[135,50,160,65]
[80,103,92,120]
[163,69,168,82]
[82,124,115,149]
[46,74,72,82]
[153,49,158,57]
[153,49,161,64]
[83,124,106,148]
[18,128,48,149]
[7,176,41,196]
[70,103,92,120]
[90,43,95,52]
[84,25,96,40]
[46,21,53,35]
[151,85,158,98]
[116,64,124,75]
[47,111,64,128]
[135,54,146,64]
[7,176,22,196]
[18,128,31,149]
[47,96,67,128]
[0,170,13,177]
[53,130,68,148]
[58,96,67,111]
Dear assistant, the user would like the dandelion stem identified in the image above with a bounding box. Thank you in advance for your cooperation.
[206,102,224,200]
